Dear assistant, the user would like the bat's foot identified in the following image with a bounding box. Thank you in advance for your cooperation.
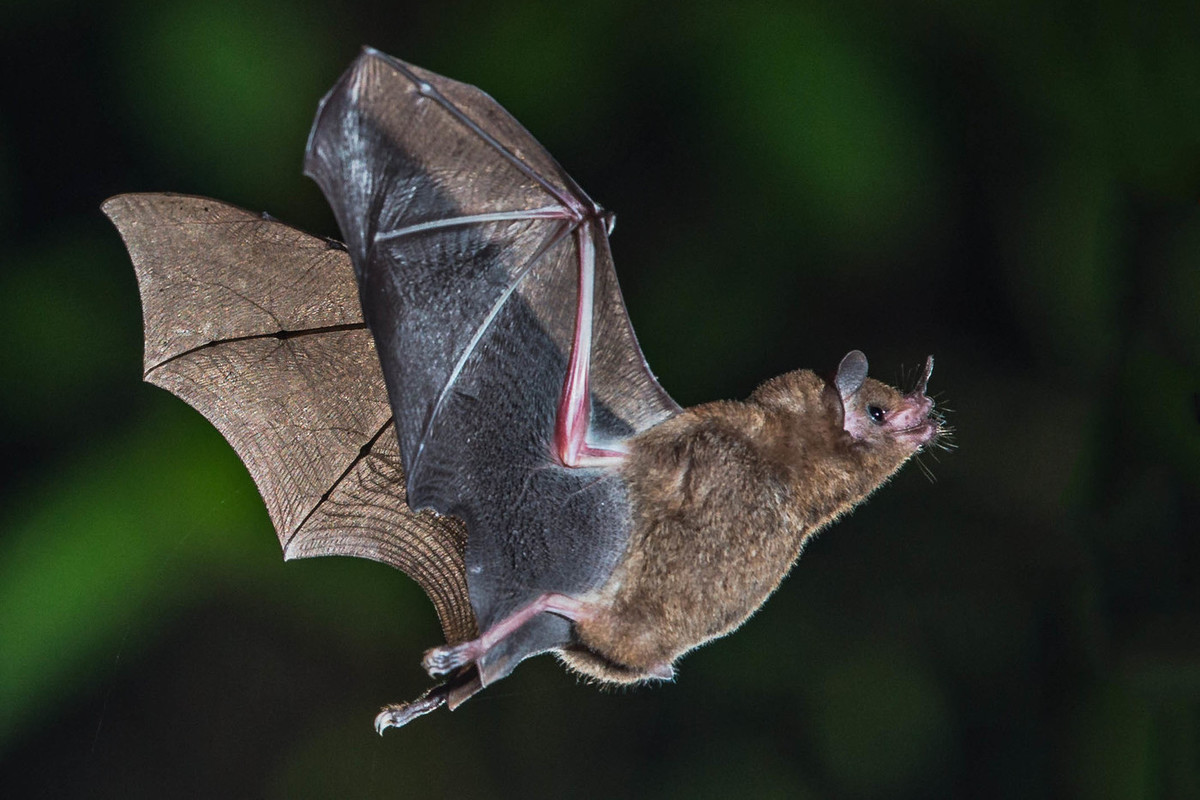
[423,642,477,677]
[374,684,449,734]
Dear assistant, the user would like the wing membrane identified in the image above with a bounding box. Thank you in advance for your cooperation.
[304,49,678,486]
[104,193,476,643]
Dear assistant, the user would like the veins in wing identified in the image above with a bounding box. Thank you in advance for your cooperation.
[161,255,289,332]
[407,219,575,485]
[375,208,572,243]
[282,416,394,548]
[379,53,591,217]
[161,235,348,337]
[144,322,368,377]
[144,317,398,550]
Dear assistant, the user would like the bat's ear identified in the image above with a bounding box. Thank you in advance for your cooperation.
[835,350,869,402]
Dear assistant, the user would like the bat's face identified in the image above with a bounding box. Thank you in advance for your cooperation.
[840,356,942,462]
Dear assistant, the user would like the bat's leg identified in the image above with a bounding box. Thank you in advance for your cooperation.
[374,667,482,734]
[423,592,595,677]
[374,683,449,734]
[555,225,627,469]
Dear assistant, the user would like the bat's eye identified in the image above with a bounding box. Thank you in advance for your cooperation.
[867,405,886,424]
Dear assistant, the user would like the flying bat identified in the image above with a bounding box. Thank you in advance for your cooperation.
[104,47,945,732]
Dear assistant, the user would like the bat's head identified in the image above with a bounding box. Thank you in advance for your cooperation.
[833,351,943,463]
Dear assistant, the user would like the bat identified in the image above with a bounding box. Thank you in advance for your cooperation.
[104,47,945,733]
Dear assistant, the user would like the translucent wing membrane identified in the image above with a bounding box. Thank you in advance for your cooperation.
[305,50,677,487]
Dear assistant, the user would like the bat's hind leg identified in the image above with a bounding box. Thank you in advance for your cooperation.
[374,666,483,734]
[374,682,449,733]
[423,592,595,678]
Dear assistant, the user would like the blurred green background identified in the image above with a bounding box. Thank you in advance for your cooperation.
[1,0,1198,797]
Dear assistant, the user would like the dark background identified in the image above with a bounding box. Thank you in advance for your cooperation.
[2,1,1198,797]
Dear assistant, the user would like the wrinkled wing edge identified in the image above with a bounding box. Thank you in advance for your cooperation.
[102,192,477,643]
[282,419,476,643]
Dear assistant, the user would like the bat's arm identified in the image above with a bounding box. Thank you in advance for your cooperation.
[555,223,628,468]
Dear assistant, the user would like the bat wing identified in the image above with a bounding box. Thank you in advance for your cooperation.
[304,49,680,683]
[103,193,477,645]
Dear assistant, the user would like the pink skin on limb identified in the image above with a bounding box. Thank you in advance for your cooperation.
[425,222,629,679]
[423,592,595,677]
[422,592,675,681]
[554,223,626,468]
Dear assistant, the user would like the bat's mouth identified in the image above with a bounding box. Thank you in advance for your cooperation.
[896,418,941,448]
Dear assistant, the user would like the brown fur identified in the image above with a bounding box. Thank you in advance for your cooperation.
[560,368,937,683]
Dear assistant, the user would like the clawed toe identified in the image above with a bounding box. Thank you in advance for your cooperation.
[423,642,474,677]
[375,686,448,734]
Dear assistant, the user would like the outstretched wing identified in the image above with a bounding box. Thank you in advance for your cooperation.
[103,193,477,644]
[304,49,679,683]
